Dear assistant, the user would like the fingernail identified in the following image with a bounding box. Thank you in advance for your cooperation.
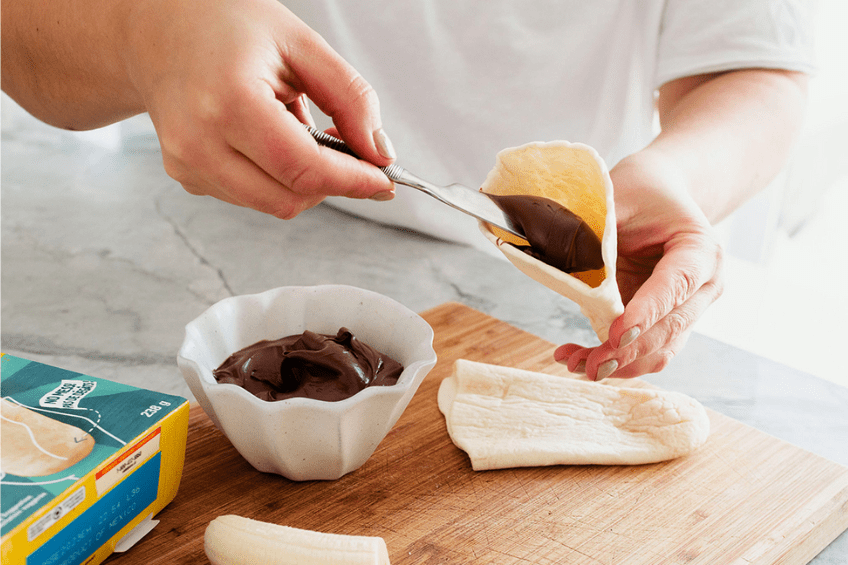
[618,327,640,348]
[596,360,618,381]
[369,189,395,201]
[572,359,586,375]
[373,128,396,160]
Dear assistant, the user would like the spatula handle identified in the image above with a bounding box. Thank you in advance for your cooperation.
[304,125,407,183]
[302,124,525,238]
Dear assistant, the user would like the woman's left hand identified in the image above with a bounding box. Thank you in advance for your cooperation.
[554,148,725,381]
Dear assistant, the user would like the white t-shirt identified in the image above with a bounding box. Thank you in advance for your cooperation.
[285,0,816,249]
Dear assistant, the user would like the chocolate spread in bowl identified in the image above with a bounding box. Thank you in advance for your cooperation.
[488,194,604,273]
[213,328,404,402]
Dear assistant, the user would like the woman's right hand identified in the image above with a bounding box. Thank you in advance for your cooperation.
[124,0,396,217]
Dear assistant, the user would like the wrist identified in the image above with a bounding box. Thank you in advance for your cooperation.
[612,146,691,203]
[611,146,715,233]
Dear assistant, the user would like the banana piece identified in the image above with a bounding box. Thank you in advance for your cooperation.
[204,514,391,565]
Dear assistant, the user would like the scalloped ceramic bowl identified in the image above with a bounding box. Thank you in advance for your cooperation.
[177,285,437,481]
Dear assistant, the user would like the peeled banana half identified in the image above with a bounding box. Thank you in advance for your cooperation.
[204,515,391,565]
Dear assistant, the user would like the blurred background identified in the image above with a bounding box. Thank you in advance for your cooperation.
[697,0,847,388]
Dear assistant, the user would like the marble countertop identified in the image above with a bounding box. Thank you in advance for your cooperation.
[2,107,846,562]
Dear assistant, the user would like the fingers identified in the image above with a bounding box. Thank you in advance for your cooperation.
[158,72,395,216]
[285,94,315,128]
[283,18,396,167]
[595,333,688,380]
[224,89,395,202]
[561,330,693,381]
[221,9,396,207]
[554,277,719,380]
[554,343,586,374]
[609,231,723,348]
[553,231,722,380]
[166,139,325,219]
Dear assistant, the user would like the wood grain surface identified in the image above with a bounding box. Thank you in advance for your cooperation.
[107,302,848,564]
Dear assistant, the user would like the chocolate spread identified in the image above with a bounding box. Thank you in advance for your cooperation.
[213,328,404,402]
[489,194,604,273]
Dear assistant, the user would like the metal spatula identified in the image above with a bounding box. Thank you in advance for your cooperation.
[304,125,526,239]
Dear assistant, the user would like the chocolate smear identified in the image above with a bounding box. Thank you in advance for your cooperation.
[489,194,604,273]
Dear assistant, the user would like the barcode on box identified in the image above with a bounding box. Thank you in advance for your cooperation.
[27,486,86,542]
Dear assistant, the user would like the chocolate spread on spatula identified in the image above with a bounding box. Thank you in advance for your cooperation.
[213,328,404,402]
[488,194,604,273]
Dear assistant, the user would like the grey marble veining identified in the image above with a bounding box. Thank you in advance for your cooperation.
[2,103,846,563]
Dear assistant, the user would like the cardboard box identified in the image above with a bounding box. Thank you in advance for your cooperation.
[1,354,190,565]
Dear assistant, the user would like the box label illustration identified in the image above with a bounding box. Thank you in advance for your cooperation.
[1,354,190,565]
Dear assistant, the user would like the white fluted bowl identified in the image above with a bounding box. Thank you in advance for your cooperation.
[177,285,437,481]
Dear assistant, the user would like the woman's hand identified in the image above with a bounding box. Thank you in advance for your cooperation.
[3,0,397,217]
[553,68,805,381]
[554,148,725,380]
[124,0,396,218]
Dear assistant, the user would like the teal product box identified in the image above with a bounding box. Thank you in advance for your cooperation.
[1,354,190,564]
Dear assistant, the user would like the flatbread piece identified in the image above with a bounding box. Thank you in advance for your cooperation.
[479,141,624,341]
[438,360,710,471]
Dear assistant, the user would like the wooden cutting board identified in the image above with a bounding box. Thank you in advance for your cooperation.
[108,302,848,564]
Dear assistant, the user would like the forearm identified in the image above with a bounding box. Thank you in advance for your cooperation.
[646,69,808,223]
[1,0,144,129]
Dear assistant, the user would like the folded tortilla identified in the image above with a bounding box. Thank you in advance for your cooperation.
[438,360,710,471]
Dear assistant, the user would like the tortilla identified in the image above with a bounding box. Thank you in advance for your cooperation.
[480,141,624,341]
[438,360,710,471]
